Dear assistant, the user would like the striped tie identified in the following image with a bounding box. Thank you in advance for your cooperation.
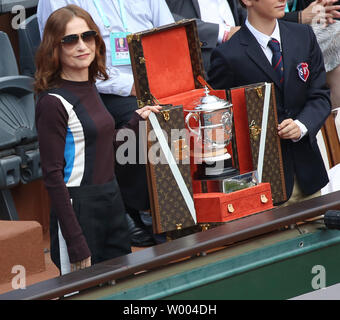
[268,38,284,86]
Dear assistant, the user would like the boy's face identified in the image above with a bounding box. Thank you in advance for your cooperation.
[244,0,286,19]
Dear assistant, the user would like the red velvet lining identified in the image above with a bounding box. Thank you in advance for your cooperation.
[230,88,253,174]
[193,183,273,223]
[157,89,235,194]
[142,27,195,99]
[141,27,242,194]
[158,88,206,192]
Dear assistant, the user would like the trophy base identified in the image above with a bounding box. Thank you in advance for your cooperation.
[195,155,239,180]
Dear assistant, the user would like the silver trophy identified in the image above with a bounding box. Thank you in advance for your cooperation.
[185,87,238,179]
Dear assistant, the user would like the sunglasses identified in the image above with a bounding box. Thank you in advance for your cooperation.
[61,30,97,46]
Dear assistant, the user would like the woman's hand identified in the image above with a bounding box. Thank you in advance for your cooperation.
[135,105,162,119]
[71,256,91,272]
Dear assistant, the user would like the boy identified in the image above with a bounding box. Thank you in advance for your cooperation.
[208,0,331,204]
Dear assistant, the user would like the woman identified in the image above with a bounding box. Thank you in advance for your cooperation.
[282,0,340,109]
[35,5,160,273]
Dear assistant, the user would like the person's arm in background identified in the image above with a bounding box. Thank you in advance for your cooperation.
[37,0,82,38]
[282,0,340,24]
[208,45,236,91]
[150,0,175,27]
[166,7,239,50]
[289,25,331,142]
[96,0,174,97]
[172,11,220,49]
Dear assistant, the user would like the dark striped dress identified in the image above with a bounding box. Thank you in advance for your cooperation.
[36,79,142,270]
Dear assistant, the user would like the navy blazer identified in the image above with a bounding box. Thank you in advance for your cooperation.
[166,0,246,78]
[208,20,331,199]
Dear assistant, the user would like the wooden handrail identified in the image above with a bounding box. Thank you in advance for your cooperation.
[1,190,340,300]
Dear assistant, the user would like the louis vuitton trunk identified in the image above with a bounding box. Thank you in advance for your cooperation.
[128,19,206,233]
[229,82,287,204]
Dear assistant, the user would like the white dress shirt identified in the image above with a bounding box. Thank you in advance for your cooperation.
[197,0,235,43]
[245,18,281,65]
[245,18,308,141]
[37,0,174,97]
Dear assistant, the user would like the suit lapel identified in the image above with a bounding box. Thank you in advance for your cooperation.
[192,0,201,18]
[240,26,283,90]
[279,21,296,97]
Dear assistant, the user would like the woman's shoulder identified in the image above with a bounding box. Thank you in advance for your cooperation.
[36,90,63,109]
[35,90,70,120]
[36,84,79,106]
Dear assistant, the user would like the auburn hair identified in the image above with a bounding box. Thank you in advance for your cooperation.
[34,5,108,93]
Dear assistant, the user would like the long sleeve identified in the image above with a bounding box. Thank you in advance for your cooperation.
[35,94,91,263]
[172,11,220,48]
[280,0,315,23]
[96,0,174,96]
[208,44,236,90]
[295,25,331,141]
[37,0,82,38]
[150,0,176,27]
[282,11,299,23]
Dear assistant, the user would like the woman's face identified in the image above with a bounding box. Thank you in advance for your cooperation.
[59,17,96,79]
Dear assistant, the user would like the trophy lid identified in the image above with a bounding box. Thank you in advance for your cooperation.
[195,87,232,111]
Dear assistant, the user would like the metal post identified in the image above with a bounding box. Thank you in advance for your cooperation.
[0,189,19,220]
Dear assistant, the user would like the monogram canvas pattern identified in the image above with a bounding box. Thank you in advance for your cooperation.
[127,34,152,107]
[128,20,204,233]
[128,19,205,108]
[147,106,196,233]
[186,21,205,88]
[245,83,287,204]
[227,90,240,171]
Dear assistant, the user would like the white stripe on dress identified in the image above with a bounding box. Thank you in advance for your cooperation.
[49,93,85,187]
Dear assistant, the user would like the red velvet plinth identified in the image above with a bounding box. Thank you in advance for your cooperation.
[194,183,274,223]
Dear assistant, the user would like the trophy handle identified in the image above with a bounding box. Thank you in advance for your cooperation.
[185,112,201,138]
